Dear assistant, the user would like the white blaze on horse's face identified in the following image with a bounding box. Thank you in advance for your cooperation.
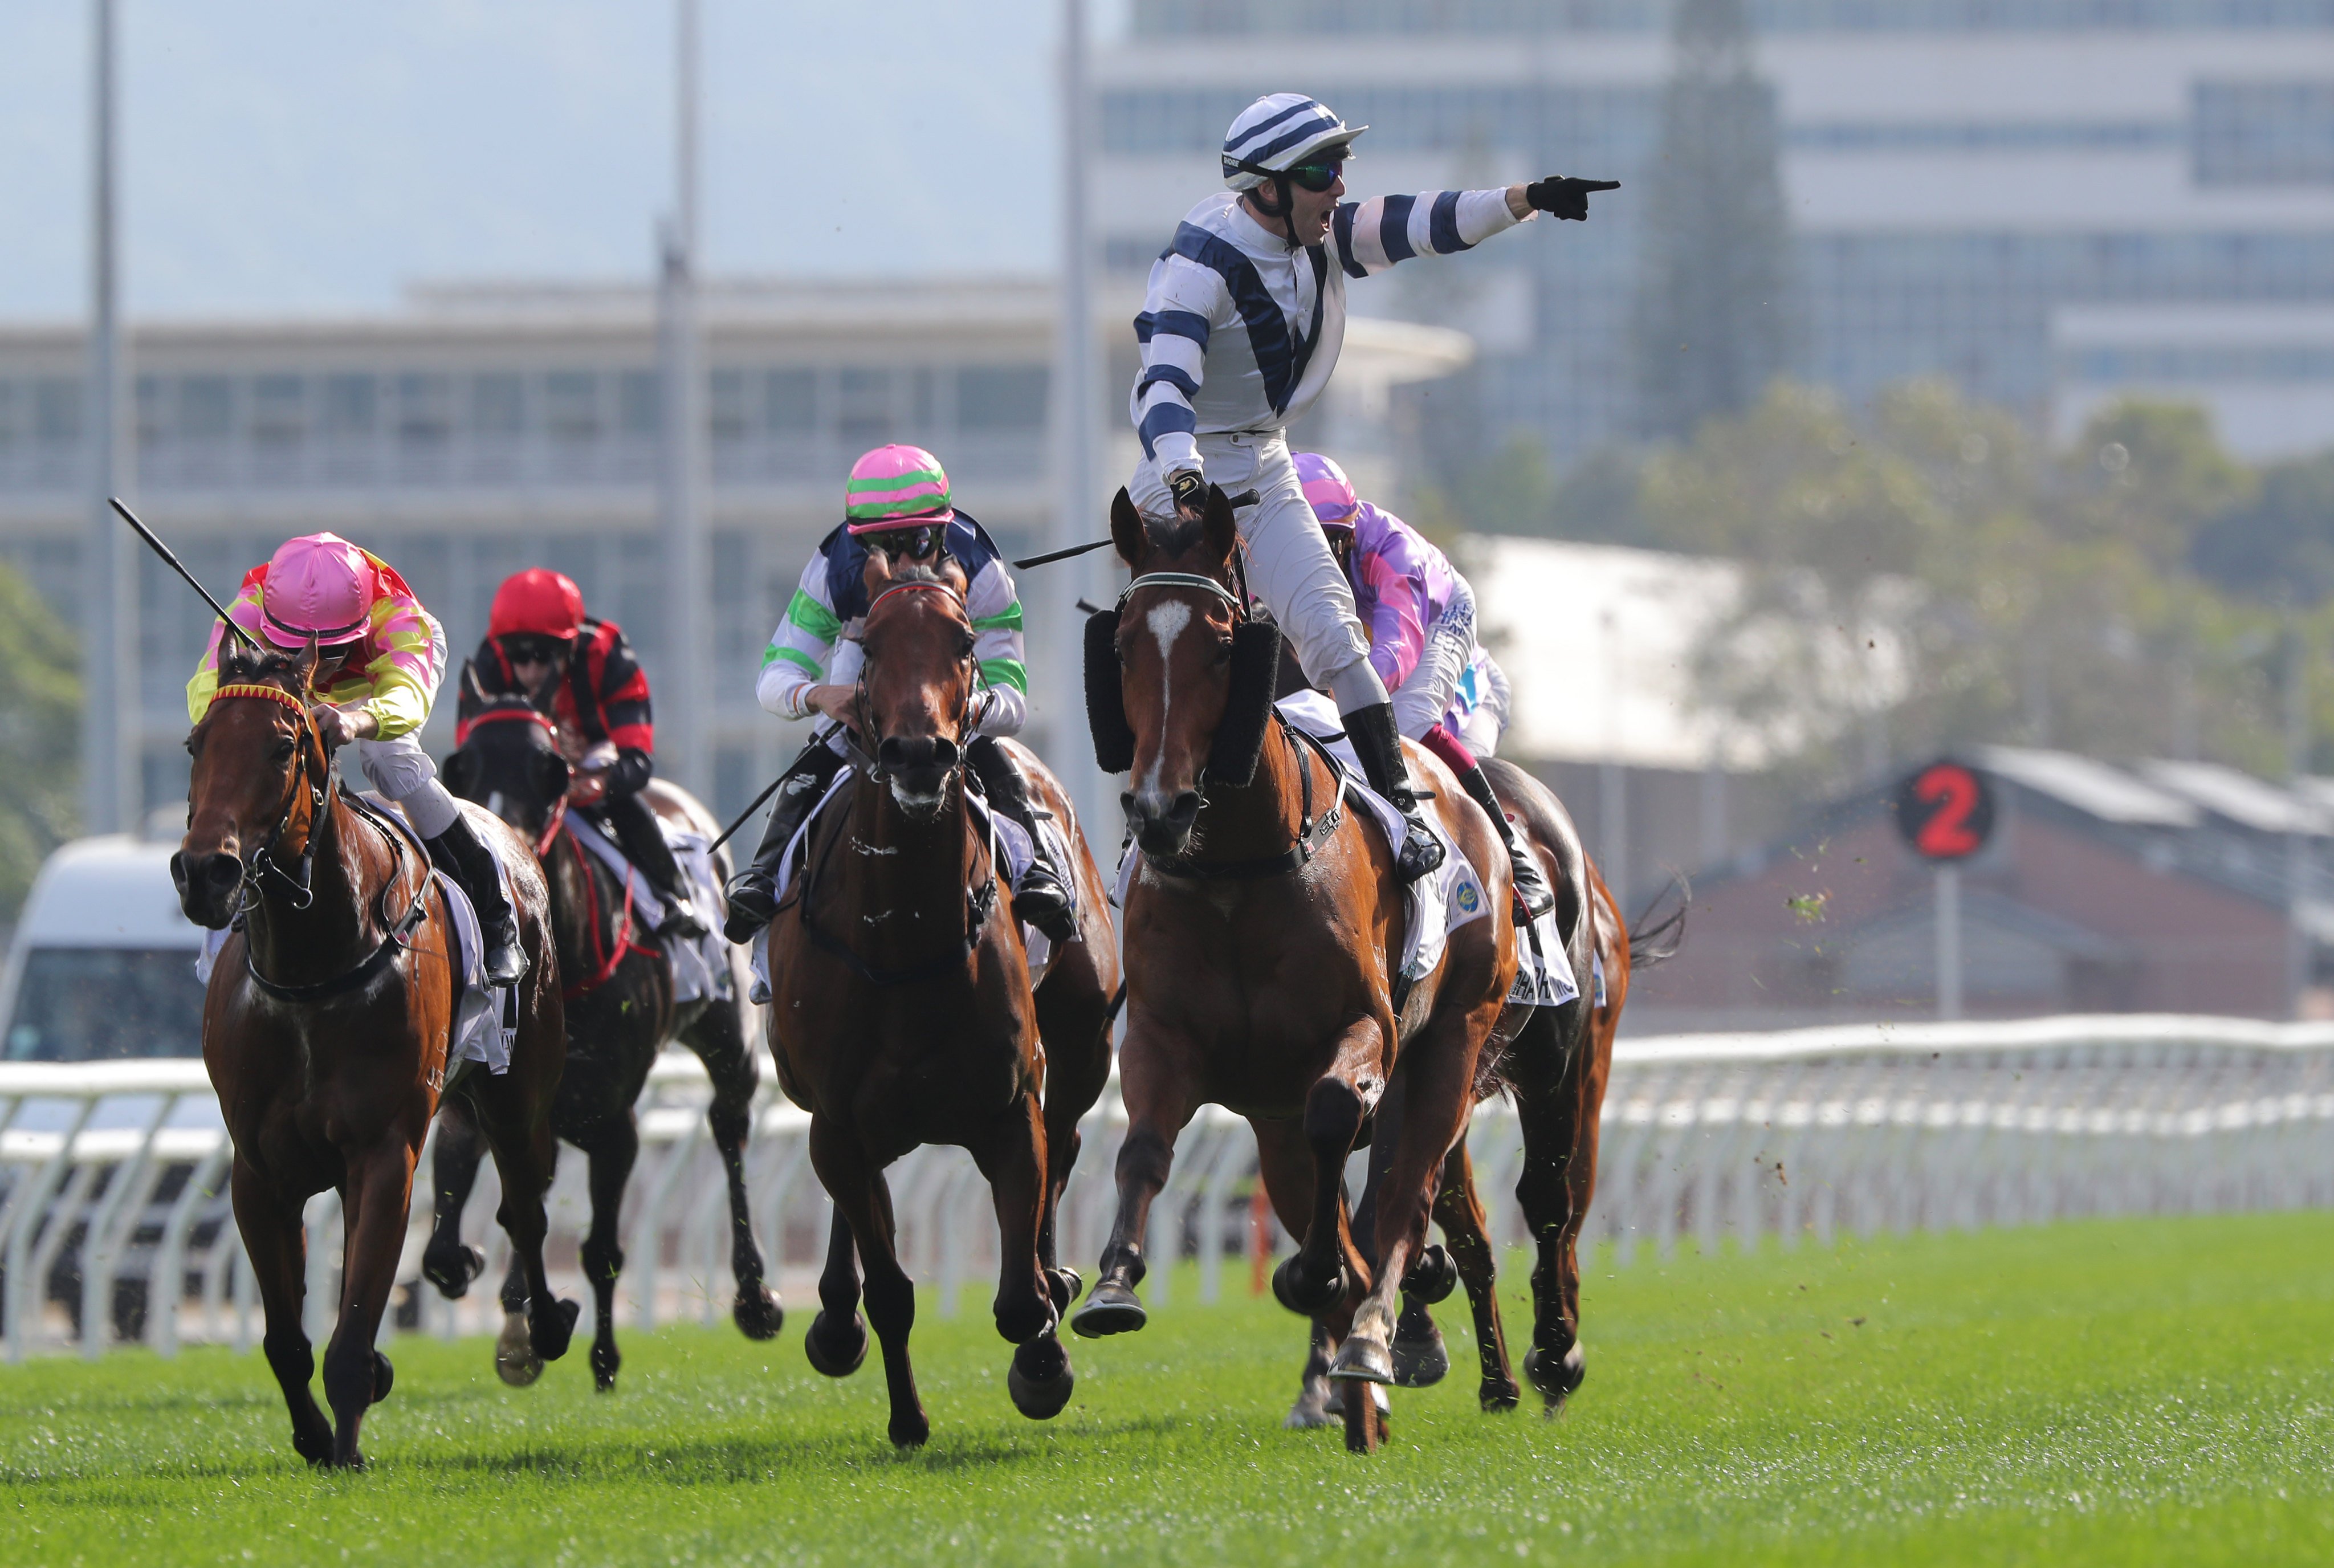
[1140,600,1193,796]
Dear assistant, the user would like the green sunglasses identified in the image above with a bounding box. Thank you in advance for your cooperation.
[1285,160,1343,193]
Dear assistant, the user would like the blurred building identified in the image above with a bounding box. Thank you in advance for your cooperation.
[1099,1,2334,461]
[0,278,1468,822]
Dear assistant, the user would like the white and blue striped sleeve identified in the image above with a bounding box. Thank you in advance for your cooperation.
[1129,256,1227,475]
[1330,189,1527,279]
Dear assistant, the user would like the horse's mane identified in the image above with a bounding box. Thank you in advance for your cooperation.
[1140,513,1210,559]
[216,641,307,690]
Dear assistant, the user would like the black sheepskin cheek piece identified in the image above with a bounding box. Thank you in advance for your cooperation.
[1205,620,1281,788]
[1085,608,1135,774]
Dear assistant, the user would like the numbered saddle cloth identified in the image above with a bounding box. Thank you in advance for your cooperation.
[560,809,732,1007]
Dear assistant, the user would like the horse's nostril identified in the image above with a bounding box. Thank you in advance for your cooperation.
[1167,791,1202,830]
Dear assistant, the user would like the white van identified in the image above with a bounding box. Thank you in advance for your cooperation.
[1,834,206,1064]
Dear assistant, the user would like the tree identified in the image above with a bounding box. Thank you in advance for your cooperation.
[1630,0,1797,442]
[2190,447,2334,605]
[0,557,80,920]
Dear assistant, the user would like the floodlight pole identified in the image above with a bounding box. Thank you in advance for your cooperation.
[657,0,711,797]
[1934,864,1962,1021]
[82,0,136,835]
[2286,613,2311,1019]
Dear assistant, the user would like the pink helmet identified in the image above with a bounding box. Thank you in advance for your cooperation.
[259,532,373,649]
[844,444,955,534]
[1294,451,1361,530]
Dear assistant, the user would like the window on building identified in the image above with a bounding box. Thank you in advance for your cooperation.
[710,369,748,443]
[545,372,600,442]
[0,381,17,454]
[321,374,377,438]
[837,368,894,445]
[617,370,661,438]
[956,366,1049,433]
[34,378,83,449]
[250,374,305,447]
[397,374,452,449]
[471,373,525,438]
[765,369,817,434]
[177,377,232,442]
[2195,81,2334,185]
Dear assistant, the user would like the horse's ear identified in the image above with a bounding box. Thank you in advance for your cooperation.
[1085,608,1134,775]
[1205,620,1280,788]
[862,544,898,598]
[462,659,489,707]
[1202,484,1238,567]
[1110,488,1144,568]
[292,634,321,698]
[441,746,478,801]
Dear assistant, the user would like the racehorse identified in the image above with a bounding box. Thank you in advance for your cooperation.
[426,682,781,1391]
[175,641,573,1467]
[1072,486,1518,1453]
[764,552,1119,1449]
[1286,776,1680,1424]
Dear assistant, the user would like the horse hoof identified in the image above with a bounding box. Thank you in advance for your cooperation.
[1390,1326,1448,1388]
[1045,1267,1082,1315]
[804,1310,870,1378]
[370,1350,395,1404]
[531,1297,581,1362]
[1270,1256,1345,1317]
[496,1314,543,1387]
[1069,1282,1146,1338]
[1007,1338,1075,1420]
[1328,1331,1395,1386]
[732,1286,784,1342]
[889,1411,931,1451]
[292,1424,333,1467]
[1524,1343,1587,1410]
[423,1242,487,1301]
[590,1340,621,1394]
[1401,1245,1456,1305]
[1480,1377,1523,1414]
[1284,1379,1341,1429]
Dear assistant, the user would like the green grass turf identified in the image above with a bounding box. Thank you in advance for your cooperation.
[2,1210,2331,1567]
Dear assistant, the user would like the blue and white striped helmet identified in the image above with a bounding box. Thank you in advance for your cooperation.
[1221,93,1366,191]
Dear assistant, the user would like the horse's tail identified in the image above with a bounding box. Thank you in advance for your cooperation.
[1626,871,1689,971]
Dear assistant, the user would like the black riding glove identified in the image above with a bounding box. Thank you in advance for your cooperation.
[1524,176,1620,221]
[605,747,654,799]
[1167,469,1207,518]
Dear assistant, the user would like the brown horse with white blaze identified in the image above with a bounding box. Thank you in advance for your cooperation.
[763,555,1119,1449]
[1070,486,1518,1453]
[175,641,574,1468]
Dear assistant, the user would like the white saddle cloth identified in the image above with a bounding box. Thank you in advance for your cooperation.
[746,766,1067,1005]
[561,811,732,1007]
[196,795,514,1075]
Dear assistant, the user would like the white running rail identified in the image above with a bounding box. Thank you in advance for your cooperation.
[3,1014,2330,1359]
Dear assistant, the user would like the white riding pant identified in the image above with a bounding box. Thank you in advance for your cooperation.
[1455,652,1510,758]
[351,732,459,838]
[1390,581,1480,742]
[1131,431,1376,699]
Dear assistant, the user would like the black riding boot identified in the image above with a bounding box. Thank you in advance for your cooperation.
[428,812,528,986]
[604,790,707,939]
[967,735,1077,945]
[1453,761,1554,919]
[1342,702,1444,883]
[722,740,847,945]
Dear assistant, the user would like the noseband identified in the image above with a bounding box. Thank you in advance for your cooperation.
[854,580,978,786]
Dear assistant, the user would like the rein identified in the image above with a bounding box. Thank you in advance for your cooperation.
[206,683,434,1004]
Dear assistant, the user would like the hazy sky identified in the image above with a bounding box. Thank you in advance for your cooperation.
[0,1,1109,320]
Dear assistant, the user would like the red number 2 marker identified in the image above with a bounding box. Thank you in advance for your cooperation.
[1913,765,1982,858]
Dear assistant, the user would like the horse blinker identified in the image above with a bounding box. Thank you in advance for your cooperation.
[1085,609,1135,774]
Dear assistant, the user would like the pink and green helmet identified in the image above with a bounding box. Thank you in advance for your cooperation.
[844,443,955,534]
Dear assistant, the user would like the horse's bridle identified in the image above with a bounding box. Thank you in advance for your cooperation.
[462,702,569,857]
[210,682,334,911]
[852,579,979,786]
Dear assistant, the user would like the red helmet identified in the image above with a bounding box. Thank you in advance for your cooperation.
[488,569,585,642]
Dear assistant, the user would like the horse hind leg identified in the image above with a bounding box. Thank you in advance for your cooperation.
[419,1096,488,1299]
[472,1074,580,1376]
[1430,1139,1520,1411]
[571,1113,639,1392]
[230,1156,333,1466]
[686,1005,782,1341]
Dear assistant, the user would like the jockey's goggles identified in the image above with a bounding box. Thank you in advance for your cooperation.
[863,524,947,561]
[500,633,570,667]
[1237,157,1343,194]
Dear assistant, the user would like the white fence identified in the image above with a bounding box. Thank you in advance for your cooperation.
[3,1014,2331,1360]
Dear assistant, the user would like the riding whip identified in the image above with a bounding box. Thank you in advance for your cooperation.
[708,721,837,853]
[111,496,259,650]
[1012,538,1117,571]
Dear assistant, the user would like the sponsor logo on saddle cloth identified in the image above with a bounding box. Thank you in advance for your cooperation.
[195,793,515,1074]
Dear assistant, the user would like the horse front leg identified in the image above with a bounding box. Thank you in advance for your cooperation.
[419,1095,488,1300]
[230,1155,333,1466]
[1272,1017,1386,1320]
[808,1117,926,1449]
[1069,1023,1193,1339]
[801,1205,869,1377]
[686,1005,783,1340]
[1253,1119,1361,1433]
[322,1146,418,1469]
[569,1111,638,1392]
[972,1091,1074,1420]
[1033,964,1114,1311]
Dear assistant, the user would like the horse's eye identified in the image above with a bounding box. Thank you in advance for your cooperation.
[1211,640,1236,665]
[960,634,977,659]
[272,738,296,763]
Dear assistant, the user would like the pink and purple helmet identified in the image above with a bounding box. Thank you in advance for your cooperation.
[259,532,373,649]
[844,444,955,534]
[1294,451,1362,531]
